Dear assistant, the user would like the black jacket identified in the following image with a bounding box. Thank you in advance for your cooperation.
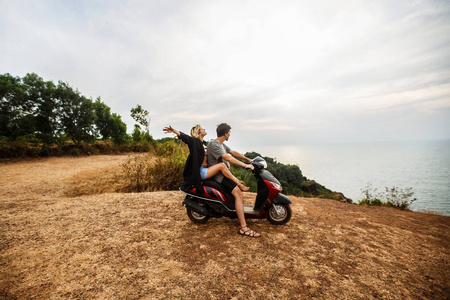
[178,132,205,193]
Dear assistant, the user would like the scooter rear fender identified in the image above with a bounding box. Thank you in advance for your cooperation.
[273,193,292,204]
[183,197,215,217]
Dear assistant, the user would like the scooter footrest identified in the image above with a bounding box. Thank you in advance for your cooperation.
[243,206,259,214]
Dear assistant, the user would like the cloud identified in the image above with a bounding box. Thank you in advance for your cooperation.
[1,0,449,145]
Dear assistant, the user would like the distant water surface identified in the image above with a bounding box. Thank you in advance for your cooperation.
[256,140,450,216]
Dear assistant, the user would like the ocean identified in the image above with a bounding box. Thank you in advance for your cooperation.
[254,140,450,216]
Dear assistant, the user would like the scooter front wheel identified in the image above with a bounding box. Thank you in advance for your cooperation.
[186,207,210,224]
[267,203,292,225]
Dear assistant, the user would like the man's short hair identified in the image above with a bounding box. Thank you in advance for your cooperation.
[216,123,231,137]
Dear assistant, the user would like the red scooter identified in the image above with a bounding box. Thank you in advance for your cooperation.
[181,157,292,225]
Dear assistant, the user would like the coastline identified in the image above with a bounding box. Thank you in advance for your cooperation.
[252,140,450,216]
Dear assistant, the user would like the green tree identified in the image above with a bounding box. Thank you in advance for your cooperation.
[131,104,152,142]
[56,81,95,144]
[93,98,128,144]
[132,124,143,142]
[22,73,58,144]
[93,97,113,139]
[109,112,128,144]
[1,72,128,149]
[0,73,29,139]
[130,104,149,130]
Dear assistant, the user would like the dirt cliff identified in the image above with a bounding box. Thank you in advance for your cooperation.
[1,155,448,299]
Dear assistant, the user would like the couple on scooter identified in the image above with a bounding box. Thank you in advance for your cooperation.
[163,123,261,238]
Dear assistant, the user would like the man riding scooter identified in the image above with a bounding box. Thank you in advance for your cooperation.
[206,123,260,238]
[163,123,260,238]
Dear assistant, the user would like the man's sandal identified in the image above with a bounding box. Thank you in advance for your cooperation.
[238,226,261,238]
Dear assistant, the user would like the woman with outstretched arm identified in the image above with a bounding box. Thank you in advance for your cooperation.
[163,125,250,193]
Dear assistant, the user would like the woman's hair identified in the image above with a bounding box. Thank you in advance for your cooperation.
[190,124,202,139]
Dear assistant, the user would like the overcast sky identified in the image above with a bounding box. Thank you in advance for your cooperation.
[1,0,449,147]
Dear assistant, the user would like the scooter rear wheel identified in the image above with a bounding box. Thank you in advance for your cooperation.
[267,203,292,225]
[186,207,210,224]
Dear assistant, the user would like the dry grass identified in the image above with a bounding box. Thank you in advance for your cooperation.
[0,155,449,299]
[63,165,125,197]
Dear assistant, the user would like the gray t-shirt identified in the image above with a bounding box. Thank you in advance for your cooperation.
[207,139,231,183]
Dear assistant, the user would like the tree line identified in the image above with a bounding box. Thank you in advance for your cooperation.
[1,72,350,201]
[0,73,151,146]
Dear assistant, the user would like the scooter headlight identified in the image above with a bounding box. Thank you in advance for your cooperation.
[271,182,282,191]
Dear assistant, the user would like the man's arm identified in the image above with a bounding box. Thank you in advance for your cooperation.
[221,152,254,170]
[229,149,252,163]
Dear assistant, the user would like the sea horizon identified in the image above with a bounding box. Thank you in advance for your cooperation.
[237,139,450,216]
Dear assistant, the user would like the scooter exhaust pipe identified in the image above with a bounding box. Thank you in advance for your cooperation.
[183,197,213,217]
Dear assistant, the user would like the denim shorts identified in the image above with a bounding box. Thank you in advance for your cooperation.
[200,166,208,180]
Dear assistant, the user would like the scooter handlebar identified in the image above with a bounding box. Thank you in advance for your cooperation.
[251,156,267,170]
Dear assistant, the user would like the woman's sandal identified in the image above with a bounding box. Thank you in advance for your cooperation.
[238,226,261,238]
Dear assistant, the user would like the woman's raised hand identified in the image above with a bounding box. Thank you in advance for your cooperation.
[163,125,174,134]
[163,125,180,136]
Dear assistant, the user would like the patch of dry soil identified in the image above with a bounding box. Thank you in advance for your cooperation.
[1,155,449,299]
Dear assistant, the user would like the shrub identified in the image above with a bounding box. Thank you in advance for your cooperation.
[146,157,185,191]
[121,139,188,192]
[0,141,28,158]
[384,186,416,210]
[358,183,416,210]
[358,198,383,206]
[40,145,51,157]
[154,138,188,158]
[358,183,383,206]
[121,155,153,192]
